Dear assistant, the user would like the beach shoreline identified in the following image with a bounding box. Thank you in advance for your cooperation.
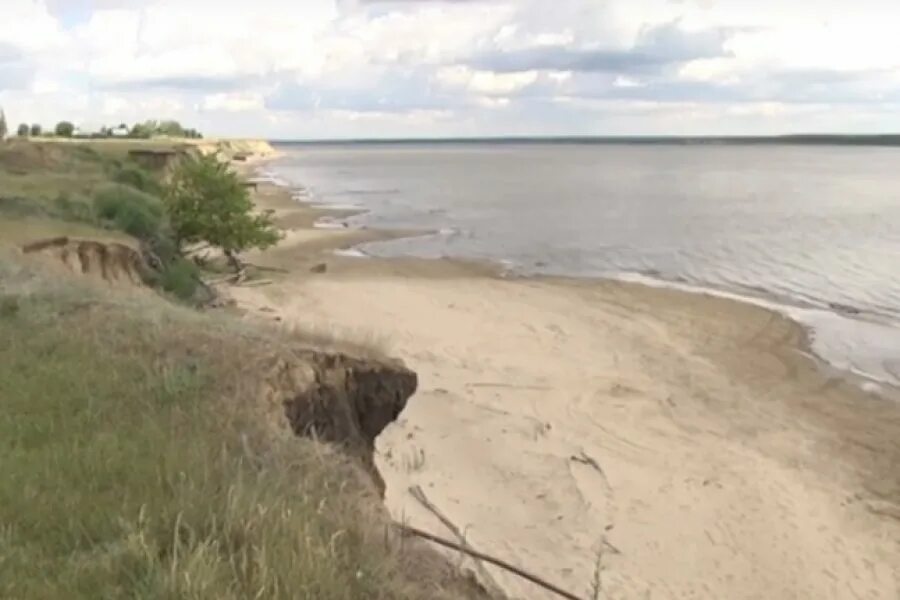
[230,165,900,599]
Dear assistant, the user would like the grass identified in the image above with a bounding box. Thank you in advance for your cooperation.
[0,140,117,205]
[0,139,179,216]
[0,140,209,304]
[0,140,491,598]
[0,140,165,243]
[0,253,488,600]
[0,216,134,246]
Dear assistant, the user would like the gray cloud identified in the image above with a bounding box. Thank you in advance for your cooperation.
[267,67,471,113]
[98,74,263,93]
[472,20,735,74]
[510,65,898,109]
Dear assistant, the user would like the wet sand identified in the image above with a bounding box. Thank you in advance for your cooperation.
[232,178,900,599]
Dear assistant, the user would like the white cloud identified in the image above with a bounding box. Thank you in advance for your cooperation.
[475,96,511,109]
[3,0,900,137]
[678,58,741,83]
[436,65,538,95]
[0,0,65,52]
[325,108,453,124]
[201,92,265,112]
[613,76,643,88]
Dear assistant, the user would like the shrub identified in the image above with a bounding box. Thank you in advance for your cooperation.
[16,123,28,137]
[92,184,163,239]
[113,163,162,195]
[29,124,41,137]
[158,257,202,302]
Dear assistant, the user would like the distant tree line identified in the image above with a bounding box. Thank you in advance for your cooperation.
[1,111,202,140]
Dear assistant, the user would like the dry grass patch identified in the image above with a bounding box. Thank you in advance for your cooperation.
[0,254,492,600]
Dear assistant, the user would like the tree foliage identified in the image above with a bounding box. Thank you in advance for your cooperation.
[16,123,29,137]
[164,153,280,268]
[30,124,42,137]
[0,110,7,139]
[128,119,202,139]
[54,121,75,137]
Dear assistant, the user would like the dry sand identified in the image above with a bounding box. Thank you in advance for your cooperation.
[231,180,900,600]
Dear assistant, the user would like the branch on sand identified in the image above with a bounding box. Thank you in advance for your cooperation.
[408,486,503,596]
[396,522,586,600]
[243,261,289,274]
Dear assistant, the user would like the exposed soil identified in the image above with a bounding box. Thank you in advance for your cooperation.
[21,236,148,286]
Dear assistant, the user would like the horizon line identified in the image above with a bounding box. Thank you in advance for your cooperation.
[268,133,900,146]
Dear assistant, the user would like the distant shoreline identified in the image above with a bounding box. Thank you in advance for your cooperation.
[270,134,900,147]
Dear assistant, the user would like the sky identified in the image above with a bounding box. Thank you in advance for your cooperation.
[1,0,899,139]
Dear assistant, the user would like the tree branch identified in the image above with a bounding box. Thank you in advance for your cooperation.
[396,523,585,600]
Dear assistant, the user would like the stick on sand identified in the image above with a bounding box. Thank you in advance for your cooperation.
[408,486,503,595]
[397,522,585,600]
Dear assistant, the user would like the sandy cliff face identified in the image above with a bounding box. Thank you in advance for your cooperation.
[17,238,417,496]
[192,139,279,161]
[21,237,149,286]
[260,350,418,495]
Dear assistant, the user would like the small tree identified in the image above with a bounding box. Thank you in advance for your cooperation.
[164,153,280,271]
[55,121,75,137]
[0,110,7,139]
[157,120,185,137]
[30,124,42,137]
[129,121,153,139]
[17,123,29,137]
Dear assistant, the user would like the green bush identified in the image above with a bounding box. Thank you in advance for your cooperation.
[92,184,163,239]
[158,257,201,302]
[113,164,162,195]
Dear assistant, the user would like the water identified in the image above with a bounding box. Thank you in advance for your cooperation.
[267,141,900,386]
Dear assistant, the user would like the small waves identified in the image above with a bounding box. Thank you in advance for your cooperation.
[265,142,900,391]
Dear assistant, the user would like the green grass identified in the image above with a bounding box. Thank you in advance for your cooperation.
[0,254,486,600]
[0,139,173,212]
[0,140,211,304]
[0,140,490,599]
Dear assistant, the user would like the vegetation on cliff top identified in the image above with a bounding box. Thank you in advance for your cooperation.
[0,139,493,598]
[0,139,280,301]
[0,254,486,599]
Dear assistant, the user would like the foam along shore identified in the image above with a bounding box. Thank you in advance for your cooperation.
[232,175,900,600]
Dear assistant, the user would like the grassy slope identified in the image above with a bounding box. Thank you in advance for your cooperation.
[0,142,487,599]
[0,140,143,243]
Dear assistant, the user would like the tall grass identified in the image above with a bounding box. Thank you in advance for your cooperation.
[0,256,488,600]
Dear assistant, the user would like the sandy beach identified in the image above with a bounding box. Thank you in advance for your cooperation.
[230,177,900,599]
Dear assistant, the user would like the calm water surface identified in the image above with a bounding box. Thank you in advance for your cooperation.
[267,142,900,386]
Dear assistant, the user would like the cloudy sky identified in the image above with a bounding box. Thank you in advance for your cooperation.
[2,0,899,139]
